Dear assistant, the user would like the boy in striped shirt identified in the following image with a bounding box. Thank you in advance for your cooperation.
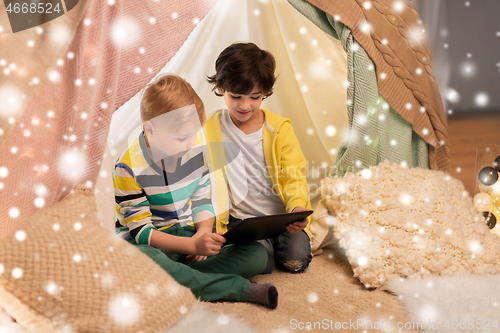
[114,74,277,308]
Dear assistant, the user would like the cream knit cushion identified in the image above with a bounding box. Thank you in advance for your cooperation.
[0,185,194,333]
[321,160,500,289]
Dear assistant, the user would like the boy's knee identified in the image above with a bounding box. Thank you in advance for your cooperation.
[252,242,270,274]
[283,259,305,272]
[276,231,312,272]
[236,242,269,276]
[282,255,311,272]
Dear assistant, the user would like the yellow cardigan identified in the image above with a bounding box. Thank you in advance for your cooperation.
[200,109,312,239]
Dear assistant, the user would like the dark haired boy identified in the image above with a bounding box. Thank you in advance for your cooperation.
[204,43,313,273]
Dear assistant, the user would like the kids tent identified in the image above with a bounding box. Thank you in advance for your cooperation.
[0,0,449,331]
[0,0,448,236]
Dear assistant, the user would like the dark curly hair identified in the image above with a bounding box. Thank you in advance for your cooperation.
[207,42,277,99]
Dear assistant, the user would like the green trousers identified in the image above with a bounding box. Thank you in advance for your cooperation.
[134,224,268,302]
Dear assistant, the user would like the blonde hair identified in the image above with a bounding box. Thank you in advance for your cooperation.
[140,74,205,127]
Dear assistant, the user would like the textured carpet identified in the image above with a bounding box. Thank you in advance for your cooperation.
[1,241,417,333]
[390,275,500,333]
[205,242,418,333]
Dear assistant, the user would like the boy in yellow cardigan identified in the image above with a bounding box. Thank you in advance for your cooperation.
[203,43,312,273]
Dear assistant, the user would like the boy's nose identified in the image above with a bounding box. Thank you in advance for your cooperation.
[239,99,250,110]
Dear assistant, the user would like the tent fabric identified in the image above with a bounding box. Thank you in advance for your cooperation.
[0,0,89,151]
[294,0,450,172]
[0,0,217,237]
[106,0,351,218]
[288,0,429,176]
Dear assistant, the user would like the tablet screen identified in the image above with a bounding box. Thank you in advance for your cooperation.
[223,211,313,244]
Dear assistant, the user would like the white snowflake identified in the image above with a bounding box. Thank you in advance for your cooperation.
[419,304,438,321]
[393,1,405,13]
[58,150,87,181]
[307,292,318,303]
[474,92,489,107]
[45,281,59,295]
[15,230,26,241]
[9,207,19,218]
[399,194,414,206]
[460,61,476,77]
[12,268,23,279]
[325,125,336,137]
[445,88,460,103]
[109,294,141,326]
[217,314,229,325]
[0,85,23,117]
[357,256,368,267]
[111,17,140,48]
[360,22,372,34]
[361,169,372,179]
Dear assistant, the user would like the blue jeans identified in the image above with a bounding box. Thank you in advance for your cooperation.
[229,216,312,273]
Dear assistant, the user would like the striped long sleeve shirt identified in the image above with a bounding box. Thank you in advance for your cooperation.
[113,132,214,245]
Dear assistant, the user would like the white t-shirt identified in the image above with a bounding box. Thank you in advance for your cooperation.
[220,109,286,219]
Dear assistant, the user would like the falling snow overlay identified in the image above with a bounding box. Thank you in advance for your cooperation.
[289,0,450,172]
[0,0,218,236]
[0,186,194,332]
[0,0,499,331]
[322,161,500,288]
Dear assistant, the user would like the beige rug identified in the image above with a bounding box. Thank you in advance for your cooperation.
[206,242,420,333]
[1,241,419,333]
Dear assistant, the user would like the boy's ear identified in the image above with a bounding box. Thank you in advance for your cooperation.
[143,121,154,137]
[217,86,224,94]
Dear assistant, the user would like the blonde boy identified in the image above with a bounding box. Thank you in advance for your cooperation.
[114,74,277,308]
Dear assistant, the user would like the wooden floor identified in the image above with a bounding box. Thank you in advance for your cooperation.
[448,112,500,194]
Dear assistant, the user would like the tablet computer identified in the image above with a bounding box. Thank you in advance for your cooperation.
[223,211,313,244]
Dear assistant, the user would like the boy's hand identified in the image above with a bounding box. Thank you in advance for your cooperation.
[185,254,207,264]
[192,232,225,256]
[286,206,311,234]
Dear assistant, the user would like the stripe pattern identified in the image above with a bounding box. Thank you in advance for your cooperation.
[114,133,214,245]
[0,0,217,236]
